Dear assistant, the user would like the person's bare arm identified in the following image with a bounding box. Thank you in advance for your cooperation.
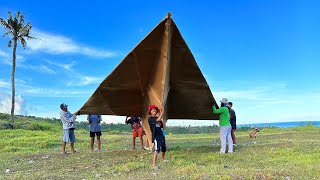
[162,120,166,128]
[87,115,92,123]
[98,115,101,123]
[157,107,164,121]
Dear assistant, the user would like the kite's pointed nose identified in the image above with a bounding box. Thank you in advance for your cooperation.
[167,12,172,19]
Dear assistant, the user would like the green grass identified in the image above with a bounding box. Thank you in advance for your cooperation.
[0,125,319,179]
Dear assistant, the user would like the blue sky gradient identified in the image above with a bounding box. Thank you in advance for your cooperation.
[0,0,319,125]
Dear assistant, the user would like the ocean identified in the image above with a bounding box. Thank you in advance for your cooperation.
[239,121,320,128]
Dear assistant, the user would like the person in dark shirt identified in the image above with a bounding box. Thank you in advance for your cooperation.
[125,116,145,150]
[148,105,166,168]
[228,102,237,146]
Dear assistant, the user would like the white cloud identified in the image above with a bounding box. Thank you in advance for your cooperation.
[20,87,91,97]
[0,49,7,57]
[0,48,55,74]
[46,59,102,86]
[28,29,116,58]
[18,64,56,74]
[0,48,24,65]
[0,79,10,88]
[46,60,76,72]
[67,76,103,86]
[39,65,56,74]
[0,92,28,115]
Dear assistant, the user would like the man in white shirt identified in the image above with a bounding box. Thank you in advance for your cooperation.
[60,103,80,154]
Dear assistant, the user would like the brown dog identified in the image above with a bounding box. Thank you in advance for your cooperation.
[249,127,260,140]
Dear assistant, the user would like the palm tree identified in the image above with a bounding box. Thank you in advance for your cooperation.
[0,11,35,122]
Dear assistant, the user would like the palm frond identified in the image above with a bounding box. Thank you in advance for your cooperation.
[14,11,21,20]
[0,18,11,30]
[24,35,38,40]
[3,31,13,37]
[18,37,27,48]
[24,22,32,30]
[19,13,25,25]
[8,12,12,20]
[8,39,13,47]
[19,22,32,36]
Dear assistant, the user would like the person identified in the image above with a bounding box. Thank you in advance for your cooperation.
[212,98,233,153]
[125,116,145,150]
[148,105,166,168]
[60,103,80,154]
[228,102,237,146]
[87,114,102,152]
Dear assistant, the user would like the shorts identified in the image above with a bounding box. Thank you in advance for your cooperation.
[132,127,144,138]
[90,131,102,137]
[230,121,237,130]
[63,129,76,143]
[153,137,166,153]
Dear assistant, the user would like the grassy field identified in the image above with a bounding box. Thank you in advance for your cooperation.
[0,115,319,179]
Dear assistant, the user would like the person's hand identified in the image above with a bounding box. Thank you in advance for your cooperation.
[74,111,80,115]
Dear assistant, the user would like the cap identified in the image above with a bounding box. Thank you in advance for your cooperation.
[60,103,68,109]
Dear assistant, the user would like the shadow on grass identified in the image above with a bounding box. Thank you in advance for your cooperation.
[169,143,245,154]
[169,145,220,153]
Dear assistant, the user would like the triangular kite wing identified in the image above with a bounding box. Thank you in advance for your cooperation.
[79,14,220,120]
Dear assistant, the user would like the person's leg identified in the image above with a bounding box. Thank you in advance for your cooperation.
[89,131,95,152]
[70,143,75,153]
[152,139,160,167]
[220,126,228,153]
[161,140,167,160]
[231,129,237,145]
[138,128,144,149]
[69,130,76,153]
[90,137,95,152]
[62,129,68,153]
[152,151,159,168]
[132,129,137,150]
[227,126,233,153]
[139,136,144,149]
[97,135,101,152]
[132,137,136,150]
[61,142,66,154]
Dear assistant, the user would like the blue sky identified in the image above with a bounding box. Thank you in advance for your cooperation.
[0,0,319,125]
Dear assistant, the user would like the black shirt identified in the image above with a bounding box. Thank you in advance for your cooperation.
[229,109,236,123]
[148,116,164,141]
[126,117,141,128]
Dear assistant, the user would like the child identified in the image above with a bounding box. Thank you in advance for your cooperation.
[212,98,233,153]
[88,114,102,152]
[148,105,166,168]
[125,116,145,150]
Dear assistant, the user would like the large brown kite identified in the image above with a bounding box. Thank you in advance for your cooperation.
[79,13,219,145]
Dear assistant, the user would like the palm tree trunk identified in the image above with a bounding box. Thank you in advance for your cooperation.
[11,39,17,123]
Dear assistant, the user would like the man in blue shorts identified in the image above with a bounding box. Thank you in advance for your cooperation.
[60,103,80,154]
